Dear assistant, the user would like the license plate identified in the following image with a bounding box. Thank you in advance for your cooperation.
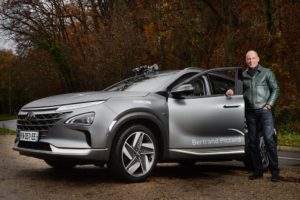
[19,131,39,142]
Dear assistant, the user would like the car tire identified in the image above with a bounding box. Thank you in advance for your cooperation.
[109,124,158,182]
[243,136,269,171]
[44,159,76,169]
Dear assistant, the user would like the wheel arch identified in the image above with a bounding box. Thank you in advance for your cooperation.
[108,112,168,161]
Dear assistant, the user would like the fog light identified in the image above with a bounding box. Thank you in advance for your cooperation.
[65,112,95,125]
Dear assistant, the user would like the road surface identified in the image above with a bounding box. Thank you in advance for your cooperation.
[0,119,17,130]
[0,135,299,200]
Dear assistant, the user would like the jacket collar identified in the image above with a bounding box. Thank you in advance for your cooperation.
[256,64,263,72]
[244,64,262,77]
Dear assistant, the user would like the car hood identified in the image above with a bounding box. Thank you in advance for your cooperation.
[22,91,149,108]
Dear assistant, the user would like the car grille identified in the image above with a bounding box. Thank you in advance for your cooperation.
[18,141,51,151]
[16,107,71,151]
[17,111,67,132]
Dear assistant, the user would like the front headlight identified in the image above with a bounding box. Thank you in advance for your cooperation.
[57,101,104,112]
[65,112,95,125]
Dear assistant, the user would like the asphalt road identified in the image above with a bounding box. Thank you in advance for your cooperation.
[0,119,17,130]
[278,151,300,167]
[0,135,299,200]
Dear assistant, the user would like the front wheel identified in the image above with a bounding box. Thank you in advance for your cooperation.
[109,125,158,182]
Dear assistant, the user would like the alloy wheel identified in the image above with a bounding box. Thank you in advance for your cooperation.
[121,131,155,177]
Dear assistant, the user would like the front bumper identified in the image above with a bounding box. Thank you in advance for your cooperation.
[14,103,117,163]
[13,142,109,163]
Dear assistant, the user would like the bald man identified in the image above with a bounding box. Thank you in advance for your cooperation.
[227,50,280,182]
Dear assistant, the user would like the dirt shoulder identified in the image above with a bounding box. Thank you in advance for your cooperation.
[0,135,299,200]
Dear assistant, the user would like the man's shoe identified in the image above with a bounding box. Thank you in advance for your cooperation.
[271,174,280,182]
[249,174,263,180]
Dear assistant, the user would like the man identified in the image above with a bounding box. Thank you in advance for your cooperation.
[226,50,280,182]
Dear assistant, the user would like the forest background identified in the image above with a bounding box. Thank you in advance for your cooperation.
[0,0,299,138]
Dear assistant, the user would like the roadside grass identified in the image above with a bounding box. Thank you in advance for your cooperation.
[277,129,300,148]
[0,114,17,121]
[275,104,300,148]
[0,128,16,135]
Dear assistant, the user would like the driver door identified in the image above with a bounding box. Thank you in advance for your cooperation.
[168,68,245,154]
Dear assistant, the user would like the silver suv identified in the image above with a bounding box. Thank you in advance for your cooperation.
[14,66,268,182]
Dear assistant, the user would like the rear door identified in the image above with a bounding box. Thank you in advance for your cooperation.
[168,68,245,152]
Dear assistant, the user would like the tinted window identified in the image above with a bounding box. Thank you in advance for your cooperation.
[168,72,197,91]
[208,74,235,95]
[190,77,205,96]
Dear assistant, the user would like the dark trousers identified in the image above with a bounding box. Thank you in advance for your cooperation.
[246,108,279,176]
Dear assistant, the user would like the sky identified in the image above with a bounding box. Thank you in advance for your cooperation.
[0,31,16,52]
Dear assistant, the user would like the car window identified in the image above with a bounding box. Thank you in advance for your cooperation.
[208,74,235,95]
[191,77,206,96]
[167,72,197,91]
[183,76,206,97]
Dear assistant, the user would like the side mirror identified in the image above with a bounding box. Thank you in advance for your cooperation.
[171,84,194,98]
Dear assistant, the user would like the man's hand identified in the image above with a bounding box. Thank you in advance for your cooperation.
[263,104,272,110]
[226,89,234,97]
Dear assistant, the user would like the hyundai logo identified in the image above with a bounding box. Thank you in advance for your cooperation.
[25,112,36,121]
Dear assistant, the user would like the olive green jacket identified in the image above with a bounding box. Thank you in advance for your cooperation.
[243,65,280,109]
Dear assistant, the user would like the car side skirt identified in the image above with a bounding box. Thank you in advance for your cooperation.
[168,146,245,160]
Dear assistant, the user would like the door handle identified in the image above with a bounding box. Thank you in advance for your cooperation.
[223,105,240,108]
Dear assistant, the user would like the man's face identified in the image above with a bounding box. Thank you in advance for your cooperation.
[245,51,260,68]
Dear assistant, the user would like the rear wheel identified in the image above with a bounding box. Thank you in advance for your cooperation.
[243,136,269,171]
[259,137,270,170]
[109,125,158,182]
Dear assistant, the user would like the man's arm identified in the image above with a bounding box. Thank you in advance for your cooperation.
[266,70,280,107]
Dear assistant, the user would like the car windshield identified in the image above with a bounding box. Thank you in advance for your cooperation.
[104,72,177,92]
